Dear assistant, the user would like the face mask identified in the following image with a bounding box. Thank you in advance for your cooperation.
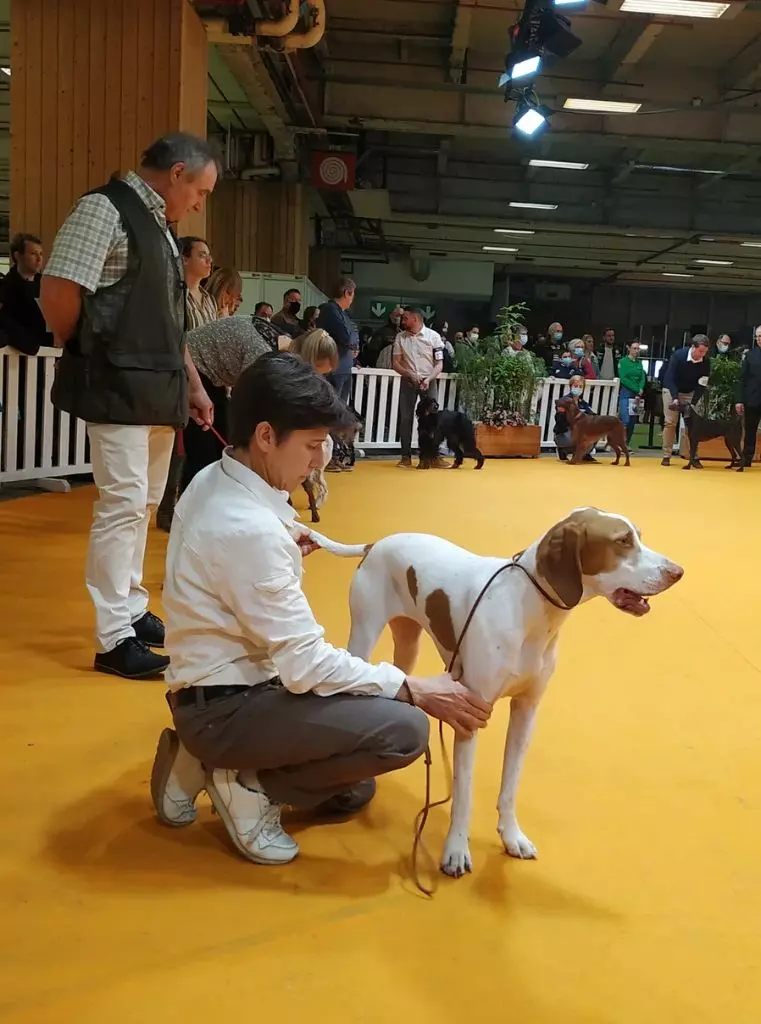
[519,335,528,346]
[717,343,729,353]
[469,331,479,342]
[572,348,584,358]
[288,301,301,316]
[561,357,573,367]
[552,332,563,342]
[570,386,583,397]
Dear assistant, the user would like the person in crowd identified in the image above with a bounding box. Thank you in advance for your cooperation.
[569,338,597,379]
[660,333,710,467]
[553,375,596,463]
[318,276,357,403]
[465,325,480,346]
[598,327,620,379]
[180,237,217,329]
[453,330,465,346]
[553,349,576,380]
[204,267,242,318]
[736,324,761,471]
[582,334,600,376]
[548,322,563,348]
[271,287,303,340]
[181,318,271,490]
[357,325,374,367]
[40,131,217,680]
[157,235,220,531]
[150,353,491,865]
[376,337,395,369]
[532,332,554,371]
[617,340,647,445]
[392,307,445,469]
[0,233,49,355]
[290,328,339,377]
[715,333,732,358]
[299,305,320,334]
[506,329,532,362]
[251,301,281,352]
[440,328,456,372]
[368,305,403,367]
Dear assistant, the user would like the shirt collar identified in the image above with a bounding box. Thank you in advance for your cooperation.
[687,348,699,363]
[124,170,167,216]
[221,449,299,528]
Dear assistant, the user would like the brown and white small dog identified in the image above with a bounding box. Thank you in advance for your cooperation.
[308,508,683,877]
[566,401,631,466]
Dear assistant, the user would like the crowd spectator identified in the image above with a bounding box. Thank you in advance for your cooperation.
[715,333,732,357]
[582,335,600,376]
[40,130,218,681]
[553,349,576,380]
[736,324,761,471]
[569,338,597,379]
[598,328,620,379]
[271,287,303,340]
[299,305,320,334]
[660,333,710,466]
[251,301,281,352]
[553,375,595,463]
[180,237,217,328]
[318,276,357,403]
[290,328,339,377]
[617,340,647,444]
[367,306,403,367]
[0,233,49,355]
[205,267,242,318]
[392,307,444,468]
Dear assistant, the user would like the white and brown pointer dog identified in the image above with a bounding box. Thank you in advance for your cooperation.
[309,508,683,877]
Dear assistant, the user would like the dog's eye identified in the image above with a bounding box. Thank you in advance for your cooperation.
[615,533,634,547]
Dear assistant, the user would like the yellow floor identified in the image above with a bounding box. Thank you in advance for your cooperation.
[2,457,761,1023]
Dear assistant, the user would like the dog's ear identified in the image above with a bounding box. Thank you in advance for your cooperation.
[535,517,585,608]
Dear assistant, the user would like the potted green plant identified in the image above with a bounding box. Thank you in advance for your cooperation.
[454,303,546,458]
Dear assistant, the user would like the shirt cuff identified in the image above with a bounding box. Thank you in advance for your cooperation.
[375,664,406,699]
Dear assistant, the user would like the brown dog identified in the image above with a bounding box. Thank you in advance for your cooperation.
[566,401,631,466]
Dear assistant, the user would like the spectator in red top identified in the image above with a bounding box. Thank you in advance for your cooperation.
[569,337,597,380]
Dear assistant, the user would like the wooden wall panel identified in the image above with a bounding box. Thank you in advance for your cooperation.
[10,0,208,247]
[207,181,310,277]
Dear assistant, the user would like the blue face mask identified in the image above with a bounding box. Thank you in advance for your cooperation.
[552,332,563,343]
[571,386,583,397]
[561,357,573,367]
[572,348,584,358]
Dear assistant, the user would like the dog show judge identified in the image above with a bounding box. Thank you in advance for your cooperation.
[151,353,490,867]
[660,333,710,467]
[392,307,445,468]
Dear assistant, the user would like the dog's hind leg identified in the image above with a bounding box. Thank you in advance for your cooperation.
[440,734,478,878]
[450,443,465,469]
[347,569,389,659]
[389,616,423,673]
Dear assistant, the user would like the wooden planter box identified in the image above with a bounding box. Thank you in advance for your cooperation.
[476,424,541,459]
[679,432,761,462]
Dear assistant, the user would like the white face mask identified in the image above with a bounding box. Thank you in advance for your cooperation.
[519,335,528,346]
[717,343,729,353]
[469,331,479,342]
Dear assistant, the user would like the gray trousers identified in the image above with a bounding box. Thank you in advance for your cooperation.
[171,681,429,808]
[398,379,421,457]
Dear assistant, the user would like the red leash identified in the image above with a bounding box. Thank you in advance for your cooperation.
[208,424,228,447]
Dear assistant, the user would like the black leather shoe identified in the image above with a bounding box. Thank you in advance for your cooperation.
[133,611,165,647]
[94,638,170,680]
[316,779,377,817]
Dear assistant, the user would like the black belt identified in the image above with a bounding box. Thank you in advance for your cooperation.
[171,679,281,708]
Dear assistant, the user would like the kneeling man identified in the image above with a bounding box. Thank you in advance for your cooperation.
[150,353,490,864]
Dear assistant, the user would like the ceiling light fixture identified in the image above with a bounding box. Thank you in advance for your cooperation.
[662,272,694,278]
[0,67,10,77]
[513,99,551,138]
[494,228,536,235]
[509,201,558,210]
[482,245,519,253]
[554,0,587,7]
[564,97,641,113]
[740,241,761,248]
[636,163,724,175]
[529,158,589,170]
[620,1,729,18]
[695,259,733,266]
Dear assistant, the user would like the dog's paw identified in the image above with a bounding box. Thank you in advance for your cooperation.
[440,838,473,878]
[499,826,538,860]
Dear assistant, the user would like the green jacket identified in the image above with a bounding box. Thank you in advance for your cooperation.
[618,356,646,395]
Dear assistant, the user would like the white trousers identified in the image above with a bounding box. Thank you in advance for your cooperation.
[86,423,175,652]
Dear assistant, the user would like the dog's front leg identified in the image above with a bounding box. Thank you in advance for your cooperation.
[440,734,478,878]
[497,694,541,859]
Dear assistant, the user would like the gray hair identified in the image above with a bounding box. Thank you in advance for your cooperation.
[141,132,221,175]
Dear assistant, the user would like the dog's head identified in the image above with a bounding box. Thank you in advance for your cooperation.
[535,507,683,616]
[416,394,440,418]
[564,400,582,423]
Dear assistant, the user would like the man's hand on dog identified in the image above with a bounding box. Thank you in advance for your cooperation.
[295,534,321,558]
[399,673,492,738]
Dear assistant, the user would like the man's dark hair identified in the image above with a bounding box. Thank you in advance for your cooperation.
[141,132,222,176]
[10,233,41,260]
[331,276,356,300]
[254,301,273,316]
[283,288,301,300]
[404,306,425,320]
[178,235,208,258]
[230,352,357,447]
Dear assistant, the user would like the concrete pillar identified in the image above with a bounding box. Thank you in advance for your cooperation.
[10,0,209,246]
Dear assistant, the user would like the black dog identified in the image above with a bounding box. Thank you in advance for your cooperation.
[680,400,743,470]
[416,393,484,470]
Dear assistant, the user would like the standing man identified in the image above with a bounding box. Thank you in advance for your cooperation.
[660,334,710,467]
[0,233,49,355]
[392,307,444,468]
[598,327,620,380]
[251,302,281,352]
[368,304,403,366]
[318,276,357,403]
[40,131,218,680]
[271,288,303,340]
[736,324,761,471]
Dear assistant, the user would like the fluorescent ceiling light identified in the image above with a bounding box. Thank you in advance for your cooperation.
[482,246,519,253]
[695,259,733,266]
[494,228,535,235]
[637,163,724,175]
[564,97,641,114]
[621,1,729,18]
[740,241,761,248]
[663,273,694,278]
[0,67,10,77]
[554,0,587,6]
[529,159,589,170]
[509,201,558,210]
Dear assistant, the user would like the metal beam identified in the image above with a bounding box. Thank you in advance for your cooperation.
[601,17,663,81]
[722,32,761,94]
[449,0,474,85]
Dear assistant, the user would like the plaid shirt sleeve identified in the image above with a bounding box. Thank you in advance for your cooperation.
[43,194,122,294]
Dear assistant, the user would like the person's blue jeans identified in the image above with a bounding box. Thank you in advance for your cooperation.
[329,350,354,404]
[618,387,637,444]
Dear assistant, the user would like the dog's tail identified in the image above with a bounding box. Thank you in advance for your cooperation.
[306,528,372,559]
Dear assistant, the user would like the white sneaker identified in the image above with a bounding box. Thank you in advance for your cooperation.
[150,728,205,827]
[205,769,299,865]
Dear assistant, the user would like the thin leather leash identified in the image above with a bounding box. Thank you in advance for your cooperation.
[409,555,569,897]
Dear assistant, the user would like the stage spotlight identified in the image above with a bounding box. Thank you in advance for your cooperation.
[499,52,542,86]
[513,100,551,138]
